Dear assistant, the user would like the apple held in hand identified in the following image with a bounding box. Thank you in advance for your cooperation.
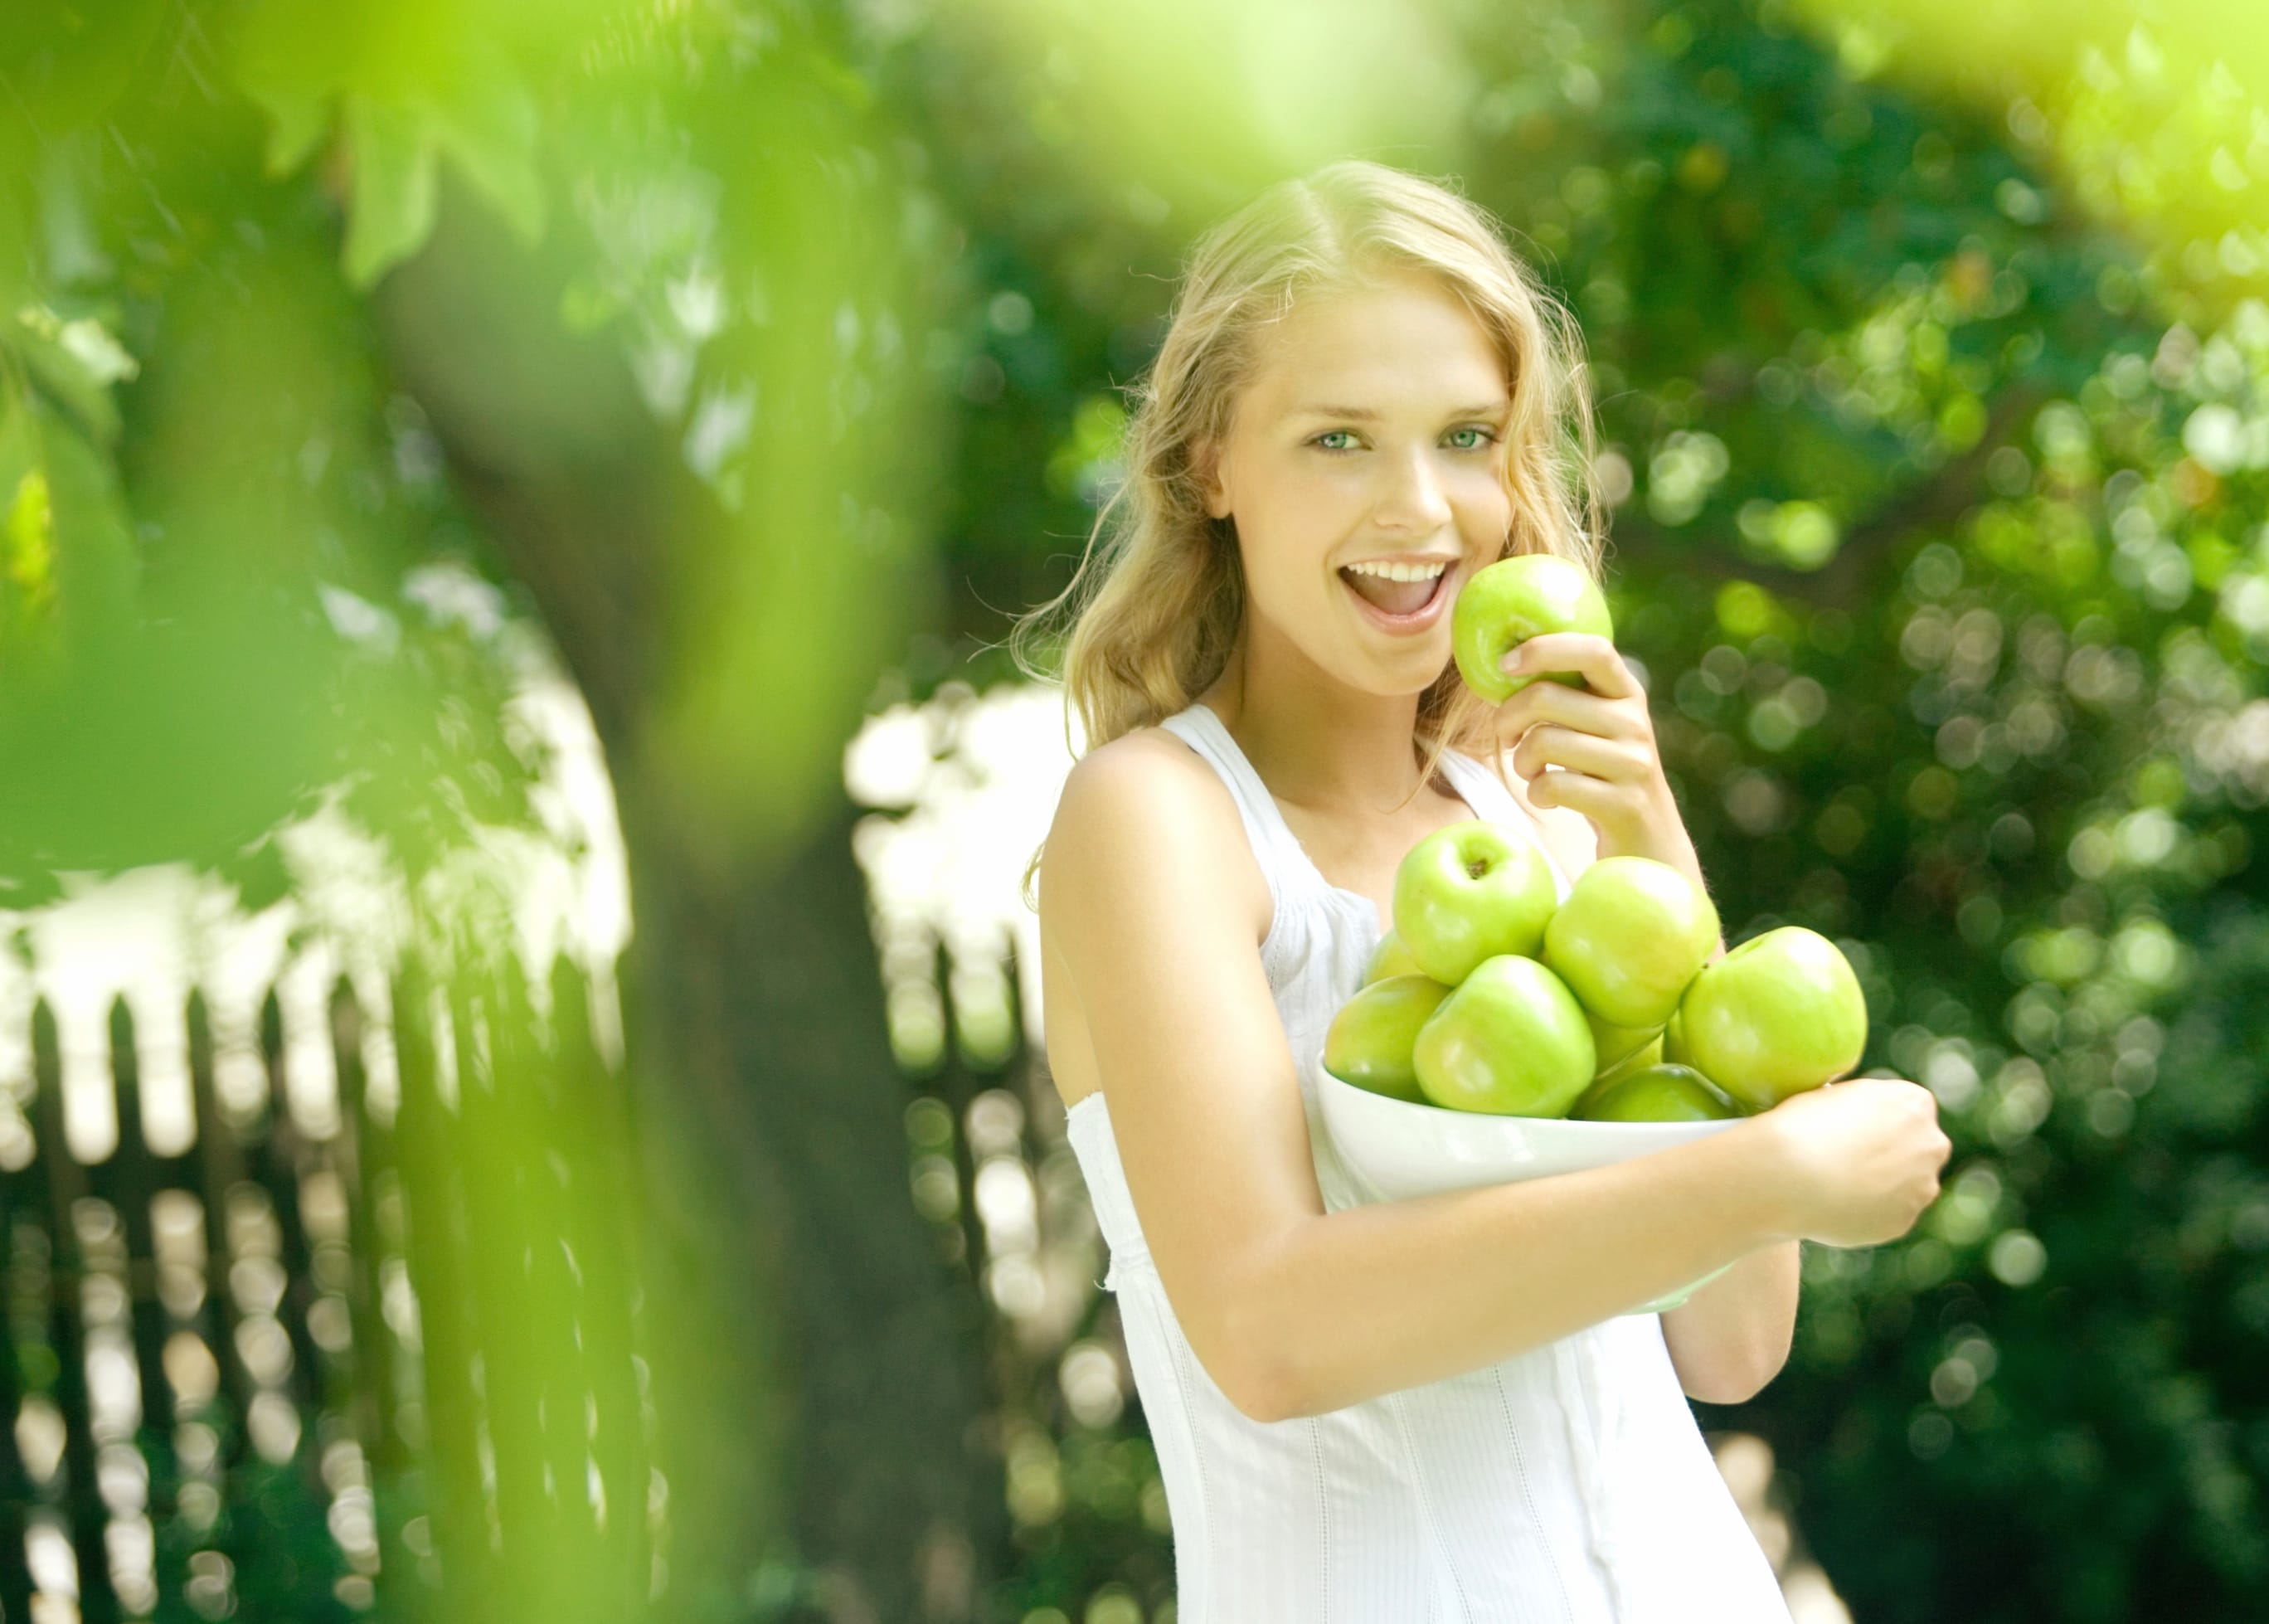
[1413,955,1596,1116]
[1325,975,1452,1103]
[1363,929,1423,987]
[1678,926,1868,1112]
[1393,819,1558,985]
[1451,552,1614,705]
[1575,1062,1742,1124]
[1543,856,1721,1029]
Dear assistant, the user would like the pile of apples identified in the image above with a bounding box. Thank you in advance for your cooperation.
[1325,831,1869,1122]
[1323,550,1868,1125]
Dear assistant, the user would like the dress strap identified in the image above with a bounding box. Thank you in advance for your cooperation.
[1155,702,1309,873]
[1167,703,1572,904]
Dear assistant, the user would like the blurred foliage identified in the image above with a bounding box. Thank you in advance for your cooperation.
[0,0,945,894]
[0,10,542,904]
[0,0,949,1620]
[1798,0,2269,320]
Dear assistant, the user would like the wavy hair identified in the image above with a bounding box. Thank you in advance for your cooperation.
[1010,160,1606,901]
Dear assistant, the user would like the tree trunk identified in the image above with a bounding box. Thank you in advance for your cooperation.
[621,788,999,1622]
[372,186,998,1621]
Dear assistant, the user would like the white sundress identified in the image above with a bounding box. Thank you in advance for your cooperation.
[1061,699,1795,1624]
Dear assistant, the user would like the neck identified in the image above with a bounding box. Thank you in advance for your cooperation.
[1201,623,1436,816]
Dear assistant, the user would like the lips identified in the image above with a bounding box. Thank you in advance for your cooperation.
[1340,565,1445,616]
[1341,566,1452,633]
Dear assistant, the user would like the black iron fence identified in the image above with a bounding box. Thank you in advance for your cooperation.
[0,951,654,1624]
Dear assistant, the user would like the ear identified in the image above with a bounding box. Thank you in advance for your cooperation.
[1193,436,1231,519]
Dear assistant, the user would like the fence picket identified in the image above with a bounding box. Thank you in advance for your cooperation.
[0,954,651,1622]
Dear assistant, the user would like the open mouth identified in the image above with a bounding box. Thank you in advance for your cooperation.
[1340,565,1450,621]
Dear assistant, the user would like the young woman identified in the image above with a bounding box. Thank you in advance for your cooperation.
[1017,160,1949,1622]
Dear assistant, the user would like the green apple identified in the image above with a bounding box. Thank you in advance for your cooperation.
[1412,955,1596,1116]
[1662,1004,1689,1067]
[1677,926,1868,1112]
[1392,819,1558,985]
[1324,975,1451,1103]
[1575,1062,1742,1123]
[1451,552,1614,705]
[1573,1022,1671,1116]
[1543,856,1721,1029]
[1586,1021,1664,1085]
[1363,929,1423,987]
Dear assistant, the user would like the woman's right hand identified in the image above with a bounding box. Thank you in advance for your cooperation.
[1749,1077,1953,1247]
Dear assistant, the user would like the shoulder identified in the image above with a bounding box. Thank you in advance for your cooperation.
[1042,725,1272,941]
[1047,726,1228,852]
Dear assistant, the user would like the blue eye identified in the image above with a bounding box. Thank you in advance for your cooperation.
[1312,427,1499,453]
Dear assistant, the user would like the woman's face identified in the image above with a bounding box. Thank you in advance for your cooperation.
[1199,269,1513,697]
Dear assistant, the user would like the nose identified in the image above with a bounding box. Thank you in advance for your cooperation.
[1372,445,1454,534]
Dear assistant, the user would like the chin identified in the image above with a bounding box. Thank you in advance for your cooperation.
[1363,661,1453,701]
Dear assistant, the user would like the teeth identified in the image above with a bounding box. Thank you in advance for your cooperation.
[1343,560,1449,583]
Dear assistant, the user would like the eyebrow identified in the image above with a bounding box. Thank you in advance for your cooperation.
[1290,402,1511,423]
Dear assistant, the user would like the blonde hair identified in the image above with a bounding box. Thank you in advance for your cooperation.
[1011,159,1606,902]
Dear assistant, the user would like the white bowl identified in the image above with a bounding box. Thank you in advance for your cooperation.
[1318,1067,1745,1315]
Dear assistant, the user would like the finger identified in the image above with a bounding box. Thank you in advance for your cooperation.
[1525,767,1620,820]
[1494,676,1649,743]
[1512,723,1640,785]
[1502,632,1635,700]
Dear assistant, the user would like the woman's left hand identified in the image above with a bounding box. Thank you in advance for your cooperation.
[1492,633,1700,882]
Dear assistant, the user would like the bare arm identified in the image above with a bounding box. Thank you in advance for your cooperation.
[1226,1117,1799,1417]
[1659,1242,1800,1403]
[1042,736,1827,1422]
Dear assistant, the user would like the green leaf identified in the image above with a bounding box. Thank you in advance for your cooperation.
[0,456,56,659]
[342,94,440,288]
[28,385,138,632]
[10,304,134,448]
[224,0,355,174]
[0,367,134,679]
[0,373,38,520]
[430,57,547,245]
[243,75,334,177]
[231,12,548,279]
[0,0,168,138]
